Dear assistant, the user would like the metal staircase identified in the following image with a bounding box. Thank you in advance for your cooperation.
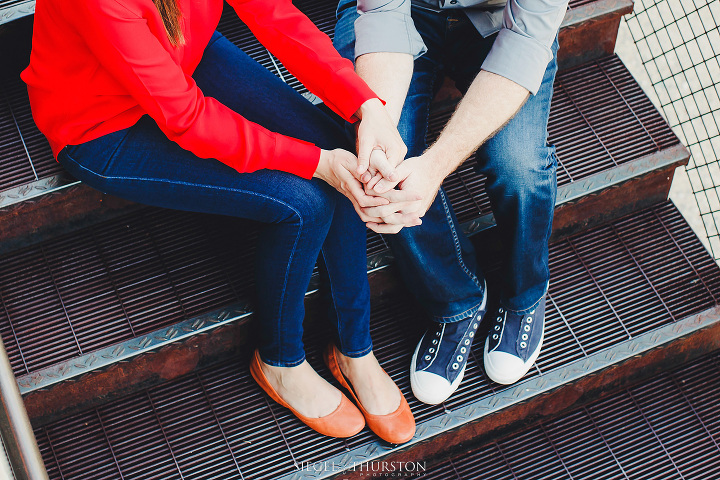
[0,1,718,479]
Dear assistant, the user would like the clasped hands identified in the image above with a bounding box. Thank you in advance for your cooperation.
[316,98,442,234]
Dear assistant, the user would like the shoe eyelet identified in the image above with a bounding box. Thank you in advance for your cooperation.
[436,331,441,337]
[530,309,535,314]
[473,323,478,329]
[524,325,531,332]
[499,308,504,313]
[492,334,499,340]
[468,332,474,338]
[456,355,463,362]
[452,363,459,369]
[494,325,500,331]
[526,318,532,323]
[429,348,435,353]
[432,339,438,345]
[521,334,528,340]
[464,339,470,345]
[520,341,527,348]
[497,317,502,322]
[424,355,432,361]
[460,347,467,354]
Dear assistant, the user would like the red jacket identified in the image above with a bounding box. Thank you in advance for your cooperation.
[21,0,378,178]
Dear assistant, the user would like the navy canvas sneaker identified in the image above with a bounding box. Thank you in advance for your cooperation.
[410,283,487,405]
[483,295,546,385]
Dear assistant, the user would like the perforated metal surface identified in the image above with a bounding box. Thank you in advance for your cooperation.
[417,350,720,480]
[31,202,720,479]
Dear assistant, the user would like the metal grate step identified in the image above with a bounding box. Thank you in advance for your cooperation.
[0,49,687,385]
[0,54,686,243]
[28,201,720,479]
[415,350,720,480]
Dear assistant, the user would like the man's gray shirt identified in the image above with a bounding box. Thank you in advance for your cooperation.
[354,0,569,95]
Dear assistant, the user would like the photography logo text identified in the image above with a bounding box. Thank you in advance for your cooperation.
[299,460,427,477]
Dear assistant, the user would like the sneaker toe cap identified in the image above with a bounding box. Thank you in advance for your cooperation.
[484,350,531,385]
[410,371,455,405]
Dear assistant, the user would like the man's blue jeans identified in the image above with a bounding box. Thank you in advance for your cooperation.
[335,2,558,318]
[56,31,373,366]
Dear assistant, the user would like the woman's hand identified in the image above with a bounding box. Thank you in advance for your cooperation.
[314,148,387,223]
[354,99,407,182]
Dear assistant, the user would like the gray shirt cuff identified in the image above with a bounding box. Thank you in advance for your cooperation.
[354,10,427,59]
[481,26,552,95]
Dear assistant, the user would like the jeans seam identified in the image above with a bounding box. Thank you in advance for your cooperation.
[260,354,306,368]
[435,302,482,323]
[275,209,304,365]
[502,283,549,315]
[63,151,308,365]
[341,343,373,358]
[320,245,345,354]
[439,190,482,290]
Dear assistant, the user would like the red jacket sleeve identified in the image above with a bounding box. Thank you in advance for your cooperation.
[64,0,323,178]
[228,0,381,122]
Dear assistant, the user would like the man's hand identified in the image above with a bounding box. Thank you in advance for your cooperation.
[354,98,407,181]
[363,154,445,231]
[361,188,424,234]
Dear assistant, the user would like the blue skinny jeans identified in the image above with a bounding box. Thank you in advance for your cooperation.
[57,31,373,366]
[335,2,558,318]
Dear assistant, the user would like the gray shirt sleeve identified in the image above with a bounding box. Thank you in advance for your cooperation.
[354,0,427,59]
[481,0,568,94]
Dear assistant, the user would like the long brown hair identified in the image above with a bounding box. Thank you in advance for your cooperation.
[152,0,184,46]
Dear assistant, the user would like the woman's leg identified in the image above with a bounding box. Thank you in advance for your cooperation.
[60,120,350,417]
[194,31,405,416]
[195,31,374,354]
[60,119,338,364]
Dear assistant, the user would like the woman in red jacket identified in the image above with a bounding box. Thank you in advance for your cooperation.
[22,0,416,443]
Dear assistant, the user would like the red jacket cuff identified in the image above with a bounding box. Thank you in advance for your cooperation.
[268,134,321,179]
[323,66,383,123]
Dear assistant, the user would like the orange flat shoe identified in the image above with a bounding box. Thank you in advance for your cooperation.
[249,350,365,438]
[324,345,416,444]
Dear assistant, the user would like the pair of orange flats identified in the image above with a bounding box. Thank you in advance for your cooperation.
[249,346,415,444]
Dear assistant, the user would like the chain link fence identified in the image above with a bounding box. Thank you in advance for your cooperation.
[624,0,720,259]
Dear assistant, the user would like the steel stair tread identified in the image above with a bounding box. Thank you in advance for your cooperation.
[24,201,720,479]
[408,350,720,480]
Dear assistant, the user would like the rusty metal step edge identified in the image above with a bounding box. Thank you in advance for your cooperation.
[14,144,688,397]
[0,0,632,28]
[0,174,77,211]
[277,304,720,480]
[562,0,633,29]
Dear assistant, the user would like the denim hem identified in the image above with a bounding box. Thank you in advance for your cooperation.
[339,343,374,359]
[432,300,484,323]
[500,283,549,315]
[258,351,306,368]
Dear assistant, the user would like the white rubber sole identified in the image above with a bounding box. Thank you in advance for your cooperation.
[410,335,466,405]
[483,328,544,385]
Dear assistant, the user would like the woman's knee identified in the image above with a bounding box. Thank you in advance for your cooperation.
[276,178,338,230]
